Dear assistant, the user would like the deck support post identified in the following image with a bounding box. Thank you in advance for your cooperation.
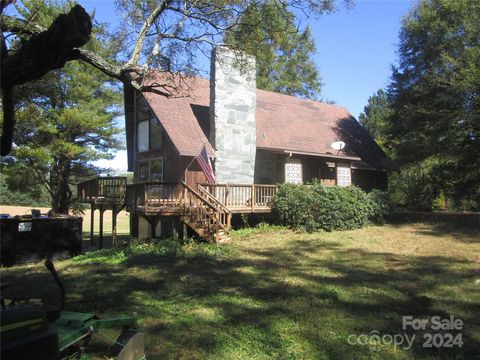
[99,204,104,249]
[112,205,117,247]
[143,216,158,239]
[90,205,95,246]
[172,221,179,240]
[182,223,187,241]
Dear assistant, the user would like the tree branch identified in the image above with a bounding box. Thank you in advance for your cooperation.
[1,5,92,155]
[124,0,172,69]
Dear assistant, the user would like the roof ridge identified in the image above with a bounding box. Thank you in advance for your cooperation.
[146,71,351,115]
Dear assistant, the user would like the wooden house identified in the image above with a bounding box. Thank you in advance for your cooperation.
[79,47,389,243]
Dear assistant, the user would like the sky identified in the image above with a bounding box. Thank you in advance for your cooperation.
[80,0,414,172]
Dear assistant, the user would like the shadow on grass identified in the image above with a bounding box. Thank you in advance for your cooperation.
[2,234,479,359]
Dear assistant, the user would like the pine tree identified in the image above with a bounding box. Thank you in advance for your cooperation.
[4,0,123,213]
[387,0,480,208]
[358,89,393,152]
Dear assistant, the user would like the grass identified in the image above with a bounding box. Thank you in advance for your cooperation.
[1,223,479,359]
[80,208,130,238]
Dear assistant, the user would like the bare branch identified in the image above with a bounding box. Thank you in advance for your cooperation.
[124,0,172,69]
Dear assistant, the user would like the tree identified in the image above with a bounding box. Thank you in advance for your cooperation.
[2,0,123,213]
[2,0,348,155]
[387,0,480,208]
[224,1,323,99]
[358,89,393,152]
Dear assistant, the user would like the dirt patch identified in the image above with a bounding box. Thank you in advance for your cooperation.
[0,205,51,216]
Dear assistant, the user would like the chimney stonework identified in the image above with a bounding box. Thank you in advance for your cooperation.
[210,47,256,184]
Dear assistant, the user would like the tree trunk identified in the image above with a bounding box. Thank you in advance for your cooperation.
[50,157,72,214]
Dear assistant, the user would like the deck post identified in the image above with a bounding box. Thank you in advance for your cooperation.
[225,184,229,207]
[172,220,179,240]
[144,184,148,213]
[112,205,117,246]
[149,218,158,238]
[182,223,187,240]
[90,205,95,246]
[251,185,255,212]
[99,204,104,249]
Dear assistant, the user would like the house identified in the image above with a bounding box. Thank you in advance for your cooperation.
[79,47,389,243]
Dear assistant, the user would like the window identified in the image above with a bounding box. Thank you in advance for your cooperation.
[136,96,151,121]
[137,158,164,182]
[150,118,163,150]
[336,163,352,187]
[135,95,163,152]
[138,161,149,182]
[137,120,149,152]
[285,160,303,184]
[150,159,163,181]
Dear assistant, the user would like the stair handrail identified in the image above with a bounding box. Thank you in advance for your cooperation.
[180,182,229,233]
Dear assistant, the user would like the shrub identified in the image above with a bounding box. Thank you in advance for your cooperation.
[368,189,393,223]
[272,182,387,232]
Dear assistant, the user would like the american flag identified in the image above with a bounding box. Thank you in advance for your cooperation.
[196,145,215,184]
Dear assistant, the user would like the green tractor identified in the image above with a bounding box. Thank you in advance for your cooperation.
[1,260,145,359]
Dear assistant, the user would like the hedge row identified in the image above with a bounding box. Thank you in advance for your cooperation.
[271,182,390,232]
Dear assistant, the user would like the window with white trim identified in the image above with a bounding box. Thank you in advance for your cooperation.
[336,163,352,187]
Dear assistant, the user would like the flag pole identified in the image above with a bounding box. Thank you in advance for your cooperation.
[184,144,207,182]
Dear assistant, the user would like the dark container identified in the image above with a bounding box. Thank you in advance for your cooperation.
[0,216,82,266]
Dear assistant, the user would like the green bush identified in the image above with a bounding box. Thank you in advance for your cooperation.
[272,182,388,232]
[368,189,393,223]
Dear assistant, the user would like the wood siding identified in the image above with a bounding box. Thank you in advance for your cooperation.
[254,149,386,191]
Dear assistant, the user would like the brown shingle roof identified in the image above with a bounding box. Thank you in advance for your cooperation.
[139,74,388,169]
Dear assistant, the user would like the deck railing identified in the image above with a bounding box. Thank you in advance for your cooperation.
[200,184,278,211]
[125,182,183,212]
[77,177,127,203]
[125,181,231,241]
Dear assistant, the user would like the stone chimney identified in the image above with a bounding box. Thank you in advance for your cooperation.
[209,47,256,184]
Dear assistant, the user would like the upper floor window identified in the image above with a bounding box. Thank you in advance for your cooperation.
[137,120,149,152]
[136,95,163,152]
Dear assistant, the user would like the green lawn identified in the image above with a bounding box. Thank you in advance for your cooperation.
[1,223,479,359]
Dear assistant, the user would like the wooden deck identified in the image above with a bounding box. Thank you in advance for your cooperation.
[124,182,277,215]
[77,177,127,205]
[78,178,278,243]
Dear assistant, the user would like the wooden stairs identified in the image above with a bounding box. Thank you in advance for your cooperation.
[179,182,232,243]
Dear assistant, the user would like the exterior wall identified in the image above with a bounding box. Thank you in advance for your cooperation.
[210,47,256,184]
[254,150,288,184]
[133,91,204,186]
[254,149,387,191]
